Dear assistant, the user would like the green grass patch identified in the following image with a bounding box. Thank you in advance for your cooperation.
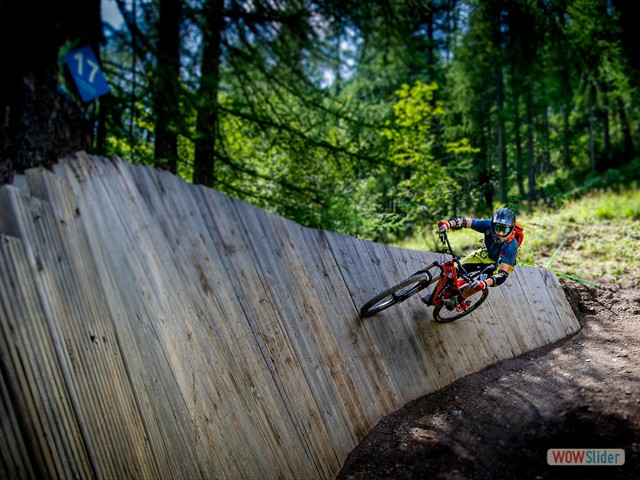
[393,186,640,289]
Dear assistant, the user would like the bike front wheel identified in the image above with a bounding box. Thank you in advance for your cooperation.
[360,272,438,317]
[432,287,489,323]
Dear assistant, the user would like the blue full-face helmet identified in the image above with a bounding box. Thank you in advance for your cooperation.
[491,207,516,244]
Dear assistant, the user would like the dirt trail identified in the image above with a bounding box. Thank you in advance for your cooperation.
[338,282,640,480]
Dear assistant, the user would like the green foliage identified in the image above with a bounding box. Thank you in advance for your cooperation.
[374,81,480,239]
[97,0,640,246]
[382,81,448,210]
[397,185,640,288]
[514,185,640,288]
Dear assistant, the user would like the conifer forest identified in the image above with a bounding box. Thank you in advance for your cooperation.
[1,0,638,242]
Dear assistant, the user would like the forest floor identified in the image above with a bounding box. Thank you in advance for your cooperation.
[337,280,640,480]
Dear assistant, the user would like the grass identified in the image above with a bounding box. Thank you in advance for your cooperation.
[393,186,640,289]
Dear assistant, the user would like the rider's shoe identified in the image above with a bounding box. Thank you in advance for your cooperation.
[444,296,460,311]
[420,292,430,305]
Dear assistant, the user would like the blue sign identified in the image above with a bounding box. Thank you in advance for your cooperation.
[64,47,110,102]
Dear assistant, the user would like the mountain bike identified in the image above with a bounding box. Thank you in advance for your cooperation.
[359,231,491,322]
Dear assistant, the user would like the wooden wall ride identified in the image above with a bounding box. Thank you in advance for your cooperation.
[0,153,580,479]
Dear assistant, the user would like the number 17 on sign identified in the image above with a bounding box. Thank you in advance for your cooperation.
[64,46,110,102]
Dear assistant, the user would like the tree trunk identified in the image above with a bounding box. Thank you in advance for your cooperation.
[495,65,507,204]
[334,27,342,97]
[589,82,596,174]
[193,0,224,187]
[426,7,435,84]
[512,88,525,198]
[95,95,111,156]
[526,84,535,204]
[0,0,102,184]
[445,0,459,61]
[560,63,572,170]
[480,127,494,210]
[617,98,634,161]
[562,103,571,169]
[601,82,611,165]
[154,0,182,172]
[542,106,550,174]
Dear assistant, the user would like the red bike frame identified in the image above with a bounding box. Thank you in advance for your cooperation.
[428,258,472,311]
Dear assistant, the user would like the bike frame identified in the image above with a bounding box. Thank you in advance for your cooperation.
[425,232,475,310]
[358,230,490,319]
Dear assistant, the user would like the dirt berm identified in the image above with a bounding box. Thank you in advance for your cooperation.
[338,282,640,480]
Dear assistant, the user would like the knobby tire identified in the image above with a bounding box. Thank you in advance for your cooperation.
[432,286,489,323]
[359,272,440,317]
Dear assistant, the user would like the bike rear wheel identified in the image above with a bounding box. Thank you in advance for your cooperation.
[432,287,489,323]
[359,272,438,317]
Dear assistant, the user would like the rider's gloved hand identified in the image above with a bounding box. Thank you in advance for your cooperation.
[437,220,451,233]
[469,279,488,291]
[438,218,462,233]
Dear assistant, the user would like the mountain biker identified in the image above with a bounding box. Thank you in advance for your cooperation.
[430,207,521,310]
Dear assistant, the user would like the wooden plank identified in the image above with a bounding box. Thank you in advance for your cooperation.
[96,160,288,479]
[363,242,440,400]
[122,162,325,479]
[287,226,389,442]
[477,275,531,357]
[540,269,581,335]
[512,267,571,343]
[0,335,38,480]
[271,222,358,440]
[24,166,182,479]
[1,154,581,480]
[0,233,93,479]
[497,271,547,350]
[52,158,209,479]
[226,194,342,478]
[323,231,410,411]
[152,167,318,479]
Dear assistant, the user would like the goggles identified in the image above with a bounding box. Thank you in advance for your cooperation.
[494,224,512,235]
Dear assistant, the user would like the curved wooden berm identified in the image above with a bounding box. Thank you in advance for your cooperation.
[0,153,579,479]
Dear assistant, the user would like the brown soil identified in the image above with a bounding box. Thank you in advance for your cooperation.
[338,281,640,480]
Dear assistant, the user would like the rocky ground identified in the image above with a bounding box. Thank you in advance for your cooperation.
[337,281,640,480]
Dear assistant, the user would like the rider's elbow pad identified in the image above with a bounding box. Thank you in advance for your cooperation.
[490,269,510,287]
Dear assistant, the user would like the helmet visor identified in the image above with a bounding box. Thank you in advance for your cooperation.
[494,224,512,235]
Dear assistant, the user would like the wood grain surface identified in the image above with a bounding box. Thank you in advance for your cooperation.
[0,153,580,479]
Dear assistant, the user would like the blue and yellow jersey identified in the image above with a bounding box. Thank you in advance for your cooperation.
[471,219,519,267]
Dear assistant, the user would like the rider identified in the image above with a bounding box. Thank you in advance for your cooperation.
[433,207,520,310]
